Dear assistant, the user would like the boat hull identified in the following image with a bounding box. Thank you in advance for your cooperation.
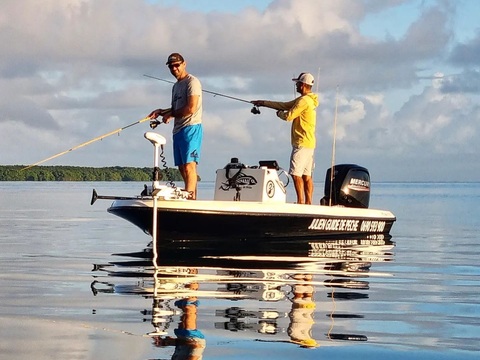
[108,199,396,241]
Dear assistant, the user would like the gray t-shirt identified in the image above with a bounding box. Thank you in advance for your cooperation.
[171,74,202,134]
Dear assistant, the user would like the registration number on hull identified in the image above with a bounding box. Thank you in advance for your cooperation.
[308,218,386,232]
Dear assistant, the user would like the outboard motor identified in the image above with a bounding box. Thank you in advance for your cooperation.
[320,164,370,208]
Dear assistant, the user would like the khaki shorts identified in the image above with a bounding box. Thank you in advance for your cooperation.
[289,146,315,177]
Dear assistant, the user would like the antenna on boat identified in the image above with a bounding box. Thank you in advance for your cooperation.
[329,85,340,207]
[144,131,166,269]
[293,74,296,98]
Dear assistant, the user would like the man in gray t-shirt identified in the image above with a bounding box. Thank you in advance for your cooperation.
[148,53,203,200]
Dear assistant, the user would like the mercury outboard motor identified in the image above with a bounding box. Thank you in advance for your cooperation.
[320,164,370,208]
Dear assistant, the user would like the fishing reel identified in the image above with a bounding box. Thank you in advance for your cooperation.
[150,120,161,129]
[251,105,261,115]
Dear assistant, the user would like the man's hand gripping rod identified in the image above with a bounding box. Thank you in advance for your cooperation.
[148,108,171,129]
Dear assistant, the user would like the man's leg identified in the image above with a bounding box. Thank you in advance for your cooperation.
[174,125,202,200]
[292,175,305,204]
[180,161,197,199]
[290,146,315,204]
[303,175,313,205]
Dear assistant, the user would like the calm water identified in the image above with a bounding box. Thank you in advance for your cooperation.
[0,181,479,360]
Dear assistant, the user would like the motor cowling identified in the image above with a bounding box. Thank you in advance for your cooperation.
[320,164,370,208]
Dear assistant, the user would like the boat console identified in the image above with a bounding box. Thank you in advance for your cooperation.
[214,158,287,203]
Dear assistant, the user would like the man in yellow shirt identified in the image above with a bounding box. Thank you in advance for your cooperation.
[252,73,319,204]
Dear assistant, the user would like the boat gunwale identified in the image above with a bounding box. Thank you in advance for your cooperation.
[107,198,396,220]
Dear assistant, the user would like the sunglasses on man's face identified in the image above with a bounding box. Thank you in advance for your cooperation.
[168,62,182,69]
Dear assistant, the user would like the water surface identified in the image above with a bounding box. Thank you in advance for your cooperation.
[0,181,479,359]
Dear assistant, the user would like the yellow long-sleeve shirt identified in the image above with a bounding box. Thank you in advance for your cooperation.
[262,92,319,148]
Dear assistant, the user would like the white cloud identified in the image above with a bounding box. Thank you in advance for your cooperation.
[0,0,479,181]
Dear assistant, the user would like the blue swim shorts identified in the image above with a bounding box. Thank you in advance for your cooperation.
[172,124,203,166]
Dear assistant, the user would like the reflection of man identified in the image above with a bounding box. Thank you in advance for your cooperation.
[287,274,318,348]
[153,282,206,359]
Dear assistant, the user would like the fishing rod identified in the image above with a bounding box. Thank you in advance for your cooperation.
[21,114,166,171]
[24,72,260,170]
[143,74,261,114]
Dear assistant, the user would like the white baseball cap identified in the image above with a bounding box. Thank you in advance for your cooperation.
[292,72,314,86]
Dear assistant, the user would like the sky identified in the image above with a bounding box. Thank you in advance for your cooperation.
[1,0,479,182]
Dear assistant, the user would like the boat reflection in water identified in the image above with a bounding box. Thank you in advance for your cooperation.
[91,234,395,355]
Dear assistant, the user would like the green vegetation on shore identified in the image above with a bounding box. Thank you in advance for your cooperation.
[0,165,184,182]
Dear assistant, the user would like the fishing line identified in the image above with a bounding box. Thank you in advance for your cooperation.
[144,74,252,104]
[143,74,261,114]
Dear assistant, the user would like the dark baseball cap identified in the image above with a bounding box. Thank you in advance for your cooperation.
[166,53,184,65]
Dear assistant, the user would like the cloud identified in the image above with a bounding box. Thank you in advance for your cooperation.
[392,79,478,156]
[0,0,478,181]
[438,70,480,94]
[449,30,480,65]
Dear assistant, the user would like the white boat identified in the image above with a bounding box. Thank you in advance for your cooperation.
[91,132,396,241]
